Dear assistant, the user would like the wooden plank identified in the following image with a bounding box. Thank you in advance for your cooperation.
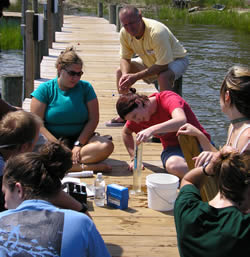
[22,15,179,257]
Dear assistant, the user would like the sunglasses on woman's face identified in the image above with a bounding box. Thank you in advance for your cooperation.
[64,68,83,77]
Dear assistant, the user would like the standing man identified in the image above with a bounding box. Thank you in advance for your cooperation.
[106,5,189,125]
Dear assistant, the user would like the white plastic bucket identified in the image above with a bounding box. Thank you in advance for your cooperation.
[146,173,179,211]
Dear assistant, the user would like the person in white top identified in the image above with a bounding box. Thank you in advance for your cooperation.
[177,65,250,166]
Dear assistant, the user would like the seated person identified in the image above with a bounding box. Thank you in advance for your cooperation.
[0,141,111,257]
[0,110,89,216]
[0,98,18,120]
[174,146,250,257]
[177,65,250,166]
[116,89,210,178]
[30,46,114,172]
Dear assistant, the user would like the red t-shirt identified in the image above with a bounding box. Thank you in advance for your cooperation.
[126,91,211,149]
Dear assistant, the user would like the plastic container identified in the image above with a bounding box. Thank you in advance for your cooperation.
[106,184,129,210]
[146,173,179,211]
[94,173,105,206]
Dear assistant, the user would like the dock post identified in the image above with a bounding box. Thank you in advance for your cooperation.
[41,3,49,57]
[33,0,40,79]
[47,0,53,48]
[109,4,116,25]
[58,0,63,30]
[116,5,122,32]
[0,75,23,107]
[32,0,38,12]
[21,0,28,101]
[25,10,35,98]
[98,2,103,17]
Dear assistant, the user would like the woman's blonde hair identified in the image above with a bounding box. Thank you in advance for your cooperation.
[55,46,83,72]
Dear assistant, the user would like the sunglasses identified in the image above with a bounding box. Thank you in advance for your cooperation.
[64,69,83,77]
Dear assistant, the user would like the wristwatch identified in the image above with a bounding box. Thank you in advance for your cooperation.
[74,140,83,147]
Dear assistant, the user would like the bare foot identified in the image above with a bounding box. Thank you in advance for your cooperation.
[71,162,112,172]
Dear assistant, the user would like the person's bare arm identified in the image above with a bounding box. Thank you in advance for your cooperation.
[177,123,217,152]
[119,63,169,93]
[77,98,99,145]
[50,190,92,219]
[136,108,187,143]
[30,97,58,142]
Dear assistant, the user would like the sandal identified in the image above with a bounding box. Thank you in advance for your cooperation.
[105,117,126,127]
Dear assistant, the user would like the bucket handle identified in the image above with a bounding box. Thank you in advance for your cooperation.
[149,185,176,206]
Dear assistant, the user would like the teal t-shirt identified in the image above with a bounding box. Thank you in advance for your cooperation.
[174,185,250,257]
[31,78,97,138]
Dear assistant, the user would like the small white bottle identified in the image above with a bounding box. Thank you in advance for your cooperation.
[94,173,105,206]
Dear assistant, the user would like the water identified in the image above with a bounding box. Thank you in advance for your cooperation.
[1,24,250,147]
[0,50,23,76]
[167,23,250,147]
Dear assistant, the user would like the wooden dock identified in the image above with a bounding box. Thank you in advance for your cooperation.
[23,15,179,257]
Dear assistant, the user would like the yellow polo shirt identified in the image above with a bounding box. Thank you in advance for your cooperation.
[120,18,187,67]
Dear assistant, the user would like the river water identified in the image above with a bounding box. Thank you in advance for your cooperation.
[1,23,250,147]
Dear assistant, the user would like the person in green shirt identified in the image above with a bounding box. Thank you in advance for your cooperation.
[174,146,250,257]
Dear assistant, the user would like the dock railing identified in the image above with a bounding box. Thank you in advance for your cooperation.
[21,1,182,101]
[21,1,124,99]
[21,0,64,98]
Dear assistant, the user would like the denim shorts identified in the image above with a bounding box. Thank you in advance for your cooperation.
[161,145,185,168]
[168,55,189,80]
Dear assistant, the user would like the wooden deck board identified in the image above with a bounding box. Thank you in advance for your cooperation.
[22,15,179,257]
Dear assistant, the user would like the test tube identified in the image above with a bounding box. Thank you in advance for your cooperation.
[130,142,143,195]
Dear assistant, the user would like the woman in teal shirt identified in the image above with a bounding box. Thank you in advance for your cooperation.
[31,47,114,171]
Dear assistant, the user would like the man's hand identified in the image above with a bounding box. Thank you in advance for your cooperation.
[119,74,137,94]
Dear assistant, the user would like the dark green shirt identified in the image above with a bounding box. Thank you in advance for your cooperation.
[174,185,250,257]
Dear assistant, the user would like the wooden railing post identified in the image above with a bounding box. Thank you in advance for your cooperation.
[58,0,63,30]
[41,3,49,57]
[109,4,116,25]
[0,75,23,107]
[25,10,35,98]
[33,0,40,79]
[98,2,103,17]
[32,0,38,12]
[21,0,28,101]
[47,0,53,48]
[116,5,122,32]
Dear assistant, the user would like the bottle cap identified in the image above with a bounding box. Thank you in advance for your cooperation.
[97,172,103,178]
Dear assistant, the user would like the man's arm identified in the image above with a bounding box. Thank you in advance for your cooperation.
[120,58,132,75]
[133,63,169,81]
[119,63,169,93]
